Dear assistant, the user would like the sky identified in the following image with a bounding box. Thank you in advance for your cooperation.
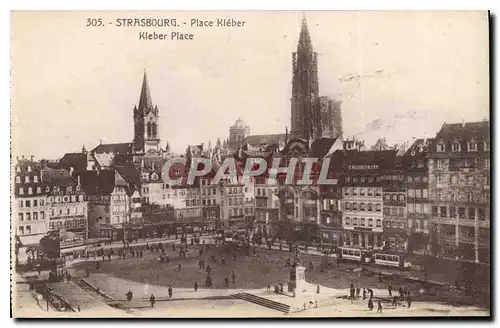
[11,11,489,159]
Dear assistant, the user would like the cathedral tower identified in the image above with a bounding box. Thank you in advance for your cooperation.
[133,71,160,153]
[291,16,319,140]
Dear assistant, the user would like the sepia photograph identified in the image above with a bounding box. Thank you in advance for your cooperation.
[10,10,490,318]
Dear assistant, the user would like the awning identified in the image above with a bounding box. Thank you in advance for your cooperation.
[18,234,44,247]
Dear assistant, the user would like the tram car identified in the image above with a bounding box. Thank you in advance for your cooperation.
[373,252,412,268]
[339,247,371,263]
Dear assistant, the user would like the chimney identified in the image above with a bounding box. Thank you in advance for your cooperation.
[30,155,34,162]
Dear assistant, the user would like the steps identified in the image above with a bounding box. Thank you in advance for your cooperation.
[231,292,290,314]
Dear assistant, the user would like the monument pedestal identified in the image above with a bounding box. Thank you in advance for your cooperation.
[288,265,306,298]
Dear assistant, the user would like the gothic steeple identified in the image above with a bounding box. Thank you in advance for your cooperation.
[298,15,312,49]
[138,70,153,111]
[291,14,319,141]
[134,70,160,153]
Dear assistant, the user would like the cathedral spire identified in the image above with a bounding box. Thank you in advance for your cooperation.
[298,14,312,49]
[138,70,153,110]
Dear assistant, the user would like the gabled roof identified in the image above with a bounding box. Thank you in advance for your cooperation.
[310,137,337,158]
[436,121,489,142]
[115,166,141,190]
[80,170,117,195]
[403,138,435,157]
[92,143,132,154]
[41,168,76,187]
[60,153,87,174]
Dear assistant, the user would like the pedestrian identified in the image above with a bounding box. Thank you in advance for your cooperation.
[407,294,412,308]
[225,277,229,288]
[388,283,392,296]
[377,300,383,313]
[177,264,182,272]
[126,289,133,301]
[194,281,198,292]
[96,261,100,271]
[392,296,398,307]
[368,298,374,311]
[362,288,366,300]
[150,294,156,308]
[231,271,236,284]
[356,285,360,298]
[267,284,271,292]
[66,272,71,283]
[206,265,211,275]
[168,286,173,298]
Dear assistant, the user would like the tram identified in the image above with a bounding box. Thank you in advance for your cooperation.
[373,252,412,268]
[339,247,372,263]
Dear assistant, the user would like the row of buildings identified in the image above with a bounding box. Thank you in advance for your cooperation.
[13,17,490,264]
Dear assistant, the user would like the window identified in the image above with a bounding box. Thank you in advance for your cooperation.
[19,188,24,195]
[468,207,475,219]
[440,206,447,218]
[398,207,405,216]
[36,187,41,194]
[407,176,413,183]
[25,176,30,183]
[415,204,423,214]
[375,189,381,196]
[484,141,489,151]
[18,213,23,221]
[360,203,366,211]
[367,188,373,196]
[458,207,466,219]
[452,142,461,152]
[352,203,358,211]
[33,212,38,220]
[16,176,21,183]
[391,194,397,201]
[19,226,24,235]
[26,213,31,221]
[421,189,428,199]
[432,206,438,216]
[368,219,373,227]
[25,200,31,207]
[344,188,349,196]
[344,202,351,211]
[344,217,350,226]
[33,200,38,207]
[352,218,358,226]
[376,220,381,228]
[19,200,23,208]
[398,194,405,201]
[415,189,422,198]
[468,141,477,152]
[351,188,357,196]
[383,207,390,216]
[375,204,381,212]
[368,203,373,211]
[451,175,458,185]
[353,177,359,183]
[384,194,391,201]
[437,142,446,152]
[359,188,365,196]
[407,203,415,213]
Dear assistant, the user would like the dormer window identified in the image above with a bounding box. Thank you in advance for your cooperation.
[16,167,21,173]
[45,186,50,192]
[28,187,33,195]
[24,176,30,183]
[452,142,461,152]
[151,173,158,180]
[437,142,446,152]
[19,187,24,195]
[36,187,41,194]
[33,176,38,183]
[15,176,21,183]
[27,166,32,172]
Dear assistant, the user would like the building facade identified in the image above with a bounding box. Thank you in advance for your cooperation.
[429,121,490,263]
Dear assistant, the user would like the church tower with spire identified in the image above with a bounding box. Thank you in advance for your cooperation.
[291,15,320,141]
[133,71,160,153]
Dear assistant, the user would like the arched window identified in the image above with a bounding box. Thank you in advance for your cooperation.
[33,176,38,183]
[16,176,21,183]
[151,123,157,138]
[147,122,152,138]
